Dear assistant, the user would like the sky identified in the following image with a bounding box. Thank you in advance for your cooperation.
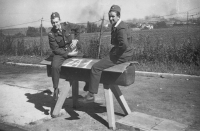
[0,0,200,29]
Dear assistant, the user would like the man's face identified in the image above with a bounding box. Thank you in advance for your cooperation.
[51,17,61,29]
[108,11,119,25]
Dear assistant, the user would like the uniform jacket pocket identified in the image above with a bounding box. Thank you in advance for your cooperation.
[55,36,65,47]
[63,32,72,44]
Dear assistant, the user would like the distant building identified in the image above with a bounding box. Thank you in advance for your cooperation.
[165,21,174,26]
[138,23,154,30]
[147,18,161,24]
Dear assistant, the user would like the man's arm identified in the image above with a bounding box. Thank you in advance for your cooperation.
[68,22,81,40]
[48,33,69,57]
[115,27,128,57]
[68,22,82,50]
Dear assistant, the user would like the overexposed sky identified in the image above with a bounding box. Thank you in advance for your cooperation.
[0,0,200,28]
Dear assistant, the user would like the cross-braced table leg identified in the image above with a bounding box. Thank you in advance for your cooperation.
[104,84,116,130]
[110,85,131,115]
[103,84,132,130]
[52,82,71,116]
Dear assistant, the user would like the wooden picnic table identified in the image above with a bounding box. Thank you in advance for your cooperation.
[40,57,137,130]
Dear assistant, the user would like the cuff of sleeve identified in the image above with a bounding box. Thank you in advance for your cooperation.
[73,39,79,42]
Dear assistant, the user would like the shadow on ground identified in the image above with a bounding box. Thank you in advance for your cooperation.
[25,90,55,116]
[24,89,125,129]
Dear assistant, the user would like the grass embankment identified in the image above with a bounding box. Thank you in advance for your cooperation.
[1,55,199,76]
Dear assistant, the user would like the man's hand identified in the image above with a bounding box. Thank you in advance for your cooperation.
[70,39,78,50]
[68,49,78,56]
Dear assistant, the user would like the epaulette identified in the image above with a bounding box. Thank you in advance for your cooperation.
[62,22,68,26]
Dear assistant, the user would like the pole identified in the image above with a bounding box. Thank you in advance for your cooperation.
[98,15,104,59]
[191,15,193,23]
[187,12,188,30]
[40,17,43,56]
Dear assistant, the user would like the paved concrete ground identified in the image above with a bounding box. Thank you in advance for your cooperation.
[0,65,112,131]
[0,83,52,126]
[116,112,188,131]
[0,64,200,131]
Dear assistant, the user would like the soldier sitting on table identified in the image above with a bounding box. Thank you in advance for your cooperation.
[80,5,134,103]
[48,12,88,100]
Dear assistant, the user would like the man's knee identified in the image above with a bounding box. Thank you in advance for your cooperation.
[51,63,61,71]
[91,63,102,74]
[91,62,99,70]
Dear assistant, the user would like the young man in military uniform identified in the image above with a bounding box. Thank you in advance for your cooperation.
[48,12,86,100]
[81,5,134,103]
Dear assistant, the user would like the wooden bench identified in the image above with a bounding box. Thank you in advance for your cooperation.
[40,57,137,130]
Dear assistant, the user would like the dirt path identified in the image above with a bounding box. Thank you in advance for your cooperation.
[0,63,200,131]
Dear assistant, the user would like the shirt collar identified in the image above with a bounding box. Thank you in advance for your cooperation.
[114,19,121,28]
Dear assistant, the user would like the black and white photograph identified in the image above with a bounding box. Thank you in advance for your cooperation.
[0,0,200,130]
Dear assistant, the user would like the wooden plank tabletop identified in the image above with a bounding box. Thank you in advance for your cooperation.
[40,57,137,73]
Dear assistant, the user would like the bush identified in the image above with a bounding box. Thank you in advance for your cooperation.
[87,22,99,33]
[14,32,25,38]
[26,27,40,37]
[26,27,47,37]
[154,21,167,29]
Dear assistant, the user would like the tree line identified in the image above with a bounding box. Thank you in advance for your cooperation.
[21,22,110,37]
[3,16,200,38]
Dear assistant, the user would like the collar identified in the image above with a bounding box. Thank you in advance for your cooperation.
[51,28,62,36]
[60,23,67,31]
[56,25,63,35]
[114,19,121,28]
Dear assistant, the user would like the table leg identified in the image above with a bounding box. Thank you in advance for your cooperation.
[103,84,116,130]
[52,82,71,116]
[72,80,79,109]
[110,85,131,115]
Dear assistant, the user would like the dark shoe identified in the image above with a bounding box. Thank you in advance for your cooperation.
[83,83,89,92]
[53,88,59,101]
[79,92,95,103]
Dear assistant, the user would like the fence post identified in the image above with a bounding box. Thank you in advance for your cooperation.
[40,17,43,56]
[15,40,18,56]
[98,15,104,59]
[187,12,189,32]
[0,30,3,54]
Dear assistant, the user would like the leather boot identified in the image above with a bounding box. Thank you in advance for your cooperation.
[79,92,95,103]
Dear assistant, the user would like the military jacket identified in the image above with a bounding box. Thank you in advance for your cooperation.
[110,20,133,60]
[48,22,81,57]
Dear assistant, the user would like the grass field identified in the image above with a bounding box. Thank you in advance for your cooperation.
[0,26,200,75]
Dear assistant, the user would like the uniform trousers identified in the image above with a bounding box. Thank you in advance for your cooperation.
[51,55,66,89]
[89,53,132,94]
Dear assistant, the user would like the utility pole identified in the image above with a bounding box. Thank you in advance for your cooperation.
[187,12,189,31]
[191,15,194,23]
[98,15,104,59]
[40,17,43,56]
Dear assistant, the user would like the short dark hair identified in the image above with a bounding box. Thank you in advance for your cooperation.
[109,11,121,18]
[116,11,120,17]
